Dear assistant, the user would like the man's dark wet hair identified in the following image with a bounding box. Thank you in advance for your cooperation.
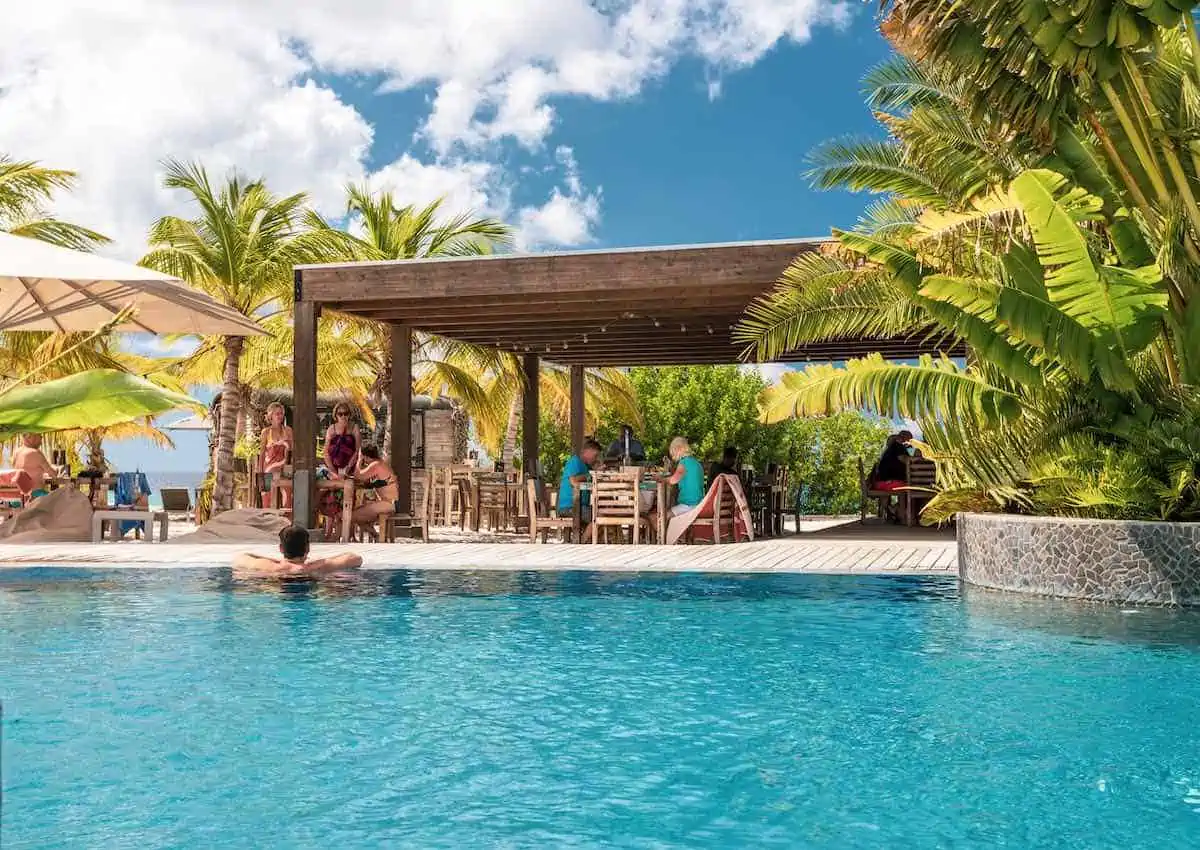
[583,439,603,454]
[279,525,310,560]
[722,446,738,465]
[361,443,381,461]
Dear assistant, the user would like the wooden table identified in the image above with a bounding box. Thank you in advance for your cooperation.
[573,479,669,543]
[316,477,356,543]
[92,509,169,542]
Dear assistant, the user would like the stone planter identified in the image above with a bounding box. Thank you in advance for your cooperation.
[958,513,1200,606]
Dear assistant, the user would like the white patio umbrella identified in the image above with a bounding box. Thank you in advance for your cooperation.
[162,413,213,432]
[0,232,264,335]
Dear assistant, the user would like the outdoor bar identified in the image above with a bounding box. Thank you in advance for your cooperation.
[291,238,965,535]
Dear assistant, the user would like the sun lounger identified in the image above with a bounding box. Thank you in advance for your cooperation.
[159,487,195,521]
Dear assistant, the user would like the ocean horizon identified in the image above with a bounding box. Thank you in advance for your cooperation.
[140,471,207,509]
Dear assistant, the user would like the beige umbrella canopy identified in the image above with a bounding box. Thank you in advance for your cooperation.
[0,232,264,335]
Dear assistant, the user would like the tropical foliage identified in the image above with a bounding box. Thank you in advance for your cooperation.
[739,3,1200,522]
[0,369,200,438]
[141,160,349,512]
[0,155,108,250]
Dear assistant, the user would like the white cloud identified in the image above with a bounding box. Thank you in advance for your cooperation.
[0,0,851,258]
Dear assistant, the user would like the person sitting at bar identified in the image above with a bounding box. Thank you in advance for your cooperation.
[12,434,54,500]
[351,444,398,542]
[260,402,293,509]
[319,402,361,537]
[660,436,705,516]
[558,439,602,524]
[233,526,362,579]
[707,446,740,487]
[870,430,919,522]
[605,424,646,464]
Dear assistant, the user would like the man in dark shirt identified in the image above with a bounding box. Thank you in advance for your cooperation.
[873,430,916,485]
[606,424,646,463]
[707,446,740,487]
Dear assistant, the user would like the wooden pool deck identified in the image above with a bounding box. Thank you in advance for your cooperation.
[0,534,958,574]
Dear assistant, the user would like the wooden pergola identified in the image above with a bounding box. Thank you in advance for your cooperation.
[291,238,962,534]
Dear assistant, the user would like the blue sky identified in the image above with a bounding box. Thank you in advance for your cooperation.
[2,3,896,473]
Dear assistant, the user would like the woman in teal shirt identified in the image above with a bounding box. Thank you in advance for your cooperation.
[660,436,705,515]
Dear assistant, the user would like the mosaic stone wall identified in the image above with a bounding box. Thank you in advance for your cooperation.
[957,513,1200,606]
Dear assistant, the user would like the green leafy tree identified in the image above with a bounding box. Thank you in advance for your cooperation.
[592,366,890,513]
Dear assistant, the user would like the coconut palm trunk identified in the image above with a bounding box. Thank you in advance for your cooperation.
[212,335,244,513]
[500,393,520,467]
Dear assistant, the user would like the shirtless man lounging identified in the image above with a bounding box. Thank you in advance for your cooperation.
[232,525,363,579]
[12,434,55,499]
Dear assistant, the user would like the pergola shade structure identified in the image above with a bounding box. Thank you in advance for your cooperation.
[291,238,965,533]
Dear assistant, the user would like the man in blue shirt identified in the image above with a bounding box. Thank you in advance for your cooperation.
[558,439,603,521]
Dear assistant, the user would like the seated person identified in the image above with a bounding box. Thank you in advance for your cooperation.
[558,439,602,523]
[660,436,705,516]
[605,424,646,464]
[871,430,917,490]
[260,402,294,509]
[233,525,362,579]
[352,444,398,541]
[12,434,54,499]
[707,446,739,487]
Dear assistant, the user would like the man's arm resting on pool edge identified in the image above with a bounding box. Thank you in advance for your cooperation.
[304,552,364,572]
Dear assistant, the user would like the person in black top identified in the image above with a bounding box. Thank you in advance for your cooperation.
[606,424,646,463]
[872,430,916,485]
[707,446,740,487]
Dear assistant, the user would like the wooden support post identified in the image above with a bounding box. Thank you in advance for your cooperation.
[391,324,414,535]
[522,353,540,479]
[569,365,585,451]
[292,293,318,530]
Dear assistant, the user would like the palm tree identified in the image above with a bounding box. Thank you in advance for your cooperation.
[0,155,108,250]
[140,160,347,513]
[738,40,1200,522]
[309,186,514,449]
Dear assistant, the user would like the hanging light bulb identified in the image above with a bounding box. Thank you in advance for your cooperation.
[653,318,661,328]
[583,334,589,344]
[562,341,569,350]
[601,325,608,333]
[680,323,687,333]
[706,325,713,335]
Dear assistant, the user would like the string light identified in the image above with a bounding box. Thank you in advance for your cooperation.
[582,334,589,343]
[653,318,661,327]
[601,325,608,333]
[562,342,569,350]
[680,324,687,333]
[706,325,713,335]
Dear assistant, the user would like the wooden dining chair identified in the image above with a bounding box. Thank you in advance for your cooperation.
[526,478,574,543]
[382,476,430,543]
[901,457,937,526]
[858,457,892,521]
[455,476,477,531]
[590,470,651,544]
[688,478,740,544]
[475,474,510,532]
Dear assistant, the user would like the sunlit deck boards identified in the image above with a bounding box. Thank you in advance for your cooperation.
[0,538,958,574]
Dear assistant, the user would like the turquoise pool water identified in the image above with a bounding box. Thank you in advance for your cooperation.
[2,569,1199,848]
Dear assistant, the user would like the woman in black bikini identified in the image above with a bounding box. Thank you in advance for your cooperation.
[352,444,398,541]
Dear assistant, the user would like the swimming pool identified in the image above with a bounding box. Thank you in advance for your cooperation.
[2,568,1199,848]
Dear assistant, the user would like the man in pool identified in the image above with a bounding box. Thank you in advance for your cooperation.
[232,525,363,578]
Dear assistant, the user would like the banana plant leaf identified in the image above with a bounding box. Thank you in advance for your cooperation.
[0,369,204,438]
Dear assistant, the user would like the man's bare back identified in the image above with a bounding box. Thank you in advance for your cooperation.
[232,525,362,579]
[12,436,53,493]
